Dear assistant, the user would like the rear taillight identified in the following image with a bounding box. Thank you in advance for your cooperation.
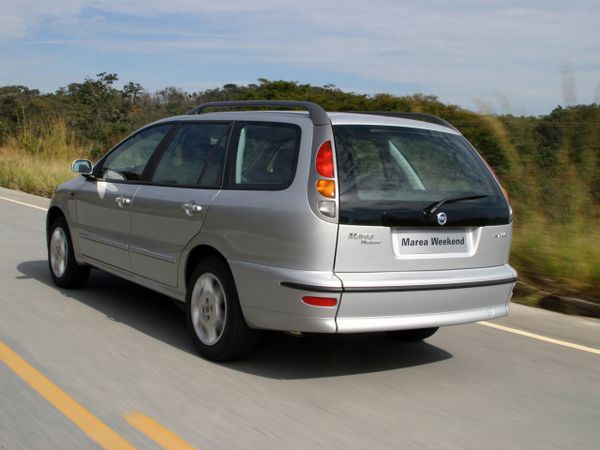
[315,140,336,217]
[316,141,335,177]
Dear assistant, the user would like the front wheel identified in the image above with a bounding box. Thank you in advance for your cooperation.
[387,327,439,342]
[48,217,90,288]
[186,257,258,361]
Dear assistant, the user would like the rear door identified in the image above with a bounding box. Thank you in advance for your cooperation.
[75,124,173,271]
[332,124,512,273]
[128,122,231,287]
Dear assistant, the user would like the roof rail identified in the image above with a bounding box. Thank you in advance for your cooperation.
[186,100,330,125]
[349,111,458,132]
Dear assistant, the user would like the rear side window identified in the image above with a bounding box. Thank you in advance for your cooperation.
[151,123,230,187]
[230,123,300,189]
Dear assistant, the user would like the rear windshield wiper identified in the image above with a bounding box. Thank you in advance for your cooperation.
[423,194,488,216]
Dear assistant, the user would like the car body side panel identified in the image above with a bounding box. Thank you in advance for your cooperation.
[78,254,186,302]
[200,190,338,270]
[229,260,340,332]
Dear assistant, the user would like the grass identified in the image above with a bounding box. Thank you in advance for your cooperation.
[0,119,90,197]
[0,148,78,197]
[483,112,600,302]
[0,119,598,303]
[511,215,600,300]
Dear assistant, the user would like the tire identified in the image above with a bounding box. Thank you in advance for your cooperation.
[48,216,90,288]
[186,257,258,361]
[387,327,439,342]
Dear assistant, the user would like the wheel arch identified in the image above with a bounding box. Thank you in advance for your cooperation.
[46,206,67,242]
[184,244,231,288]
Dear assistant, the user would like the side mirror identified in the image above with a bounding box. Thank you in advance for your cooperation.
[71,159,92,174]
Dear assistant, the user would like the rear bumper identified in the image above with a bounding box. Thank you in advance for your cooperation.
[335,287,511,333]
[231,261,516,333]
[334,265,515,332]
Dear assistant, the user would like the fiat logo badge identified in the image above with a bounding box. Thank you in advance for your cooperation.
[437,212,447,225]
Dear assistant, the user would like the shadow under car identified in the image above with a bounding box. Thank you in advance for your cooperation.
[17,259,454,380]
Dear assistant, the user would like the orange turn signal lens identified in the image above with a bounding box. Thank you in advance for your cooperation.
[316,179,335,198]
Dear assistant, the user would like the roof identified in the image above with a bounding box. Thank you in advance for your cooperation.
[155,110,461,135]
[327,112,460,134]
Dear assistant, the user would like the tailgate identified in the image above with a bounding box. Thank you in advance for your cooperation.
[332,123,512,273]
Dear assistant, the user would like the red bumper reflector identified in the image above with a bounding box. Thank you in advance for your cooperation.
[302,296,338,307]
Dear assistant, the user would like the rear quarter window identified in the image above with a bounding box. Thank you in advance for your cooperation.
[229,122,300,190]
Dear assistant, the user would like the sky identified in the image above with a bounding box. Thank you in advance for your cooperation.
[1,0,599,115]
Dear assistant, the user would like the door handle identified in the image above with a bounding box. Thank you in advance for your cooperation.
[115,196,132,207]
[181,202,203,216]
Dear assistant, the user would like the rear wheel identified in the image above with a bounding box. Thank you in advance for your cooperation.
[387,327,439,342]
[186,257,258,361]
[48,217,90,288]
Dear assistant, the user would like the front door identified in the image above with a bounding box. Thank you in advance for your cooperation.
[75,124,173,271]
[76,181,140,270]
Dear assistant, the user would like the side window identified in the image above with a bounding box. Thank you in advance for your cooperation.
[151,123,230,187]
[98,125,172,181]
[232,123,300,188]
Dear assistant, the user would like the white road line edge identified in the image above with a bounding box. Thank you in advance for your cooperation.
[0,195,48,211]
[478,321,600,355]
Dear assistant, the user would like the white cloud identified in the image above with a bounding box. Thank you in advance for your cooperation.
[1,0,599,113]
[0,0,86,39]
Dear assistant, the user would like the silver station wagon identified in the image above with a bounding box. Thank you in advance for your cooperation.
[47,100,517,360]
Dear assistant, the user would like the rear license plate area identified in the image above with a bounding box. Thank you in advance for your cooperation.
[393,228,469,255]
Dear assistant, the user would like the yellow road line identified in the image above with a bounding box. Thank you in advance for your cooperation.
[478,321,600,355]
[0,195,48,211]
[0,340,136,449]
[126,412,196,450]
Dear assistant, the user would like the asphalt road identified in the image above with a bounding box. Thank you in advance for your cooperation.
[1,186,599,449]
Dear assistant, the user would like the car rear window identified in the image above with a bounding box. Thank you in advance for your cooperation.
[333,125,509,226]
